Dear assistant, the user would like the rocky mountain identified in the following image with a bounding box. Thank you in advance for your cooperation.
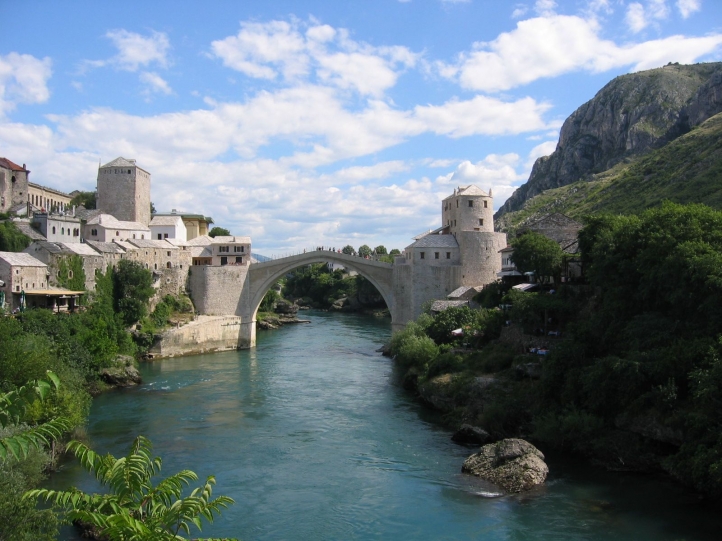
[496,62,722,220]
[496,109,722,232]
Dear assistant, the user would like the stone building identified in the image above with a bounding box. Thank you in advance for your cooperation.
[96,157,151,226]
[27,183,72,213]
[0,251,48,311]
[116,239,192,298]
[393,185,507,319]
[149,214,187,241]
[152,211,213,241]
[84,214,151,242]
[0,158,29,214]
[209,236,251,266]
[24,241,106,291]
[31,213,83,243]
[85,240,127,269]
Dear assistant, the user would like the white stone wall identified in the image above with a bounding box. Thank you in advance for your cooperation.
[148,315,250,357]
[442,193,494,234]
[408,246,460,266]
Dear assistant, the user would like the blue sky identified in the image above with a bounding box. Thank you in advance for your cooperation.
[1,0,721,254]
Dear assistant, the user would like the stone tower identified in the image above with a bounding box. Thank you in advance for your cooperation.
[441,185,506,286]
[0,158,29,214]
[96,157,151,226]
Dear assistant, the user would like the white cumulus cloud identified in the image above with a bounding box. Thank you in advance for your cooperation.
[0,53,52,116]
[439,14,722,91]
[677,0,701,18]
[104,29,171,71]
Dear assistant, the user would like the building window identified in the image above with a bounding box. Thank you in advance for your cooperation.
[52,226,56,234]
[446,252,451,259]
[61,227,65,235]
[468,200,473,207]
[157,234,162,240]
[236,256,243,264]
[141,234,145,239]
[484,200,488,208]
[456,199,459,208]
[420,252,425,260]
[435,252,439,259]
[220,256,228,265]
[68,270,73,279]
[16,286,19,292]
[116,231,119,236]
[164,233,168,239]
[219,246,229,253]
[133,234,136,239]
[167,251,171,256]
[154,263,157,270]
[479,219,483,226]
[166,262,171,269]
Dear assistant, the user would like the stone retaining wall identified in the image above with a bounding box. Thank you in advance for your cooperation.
[148,315,249,358]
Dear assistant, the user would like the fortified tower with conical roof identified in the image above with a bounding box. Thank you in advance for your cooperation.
[96,157,151,226]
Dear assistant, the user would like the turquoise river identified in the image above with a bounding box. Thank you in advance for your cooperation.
[48,310,722,540]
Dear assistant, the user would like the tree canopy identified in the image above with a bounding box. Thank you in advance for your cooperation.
[113,260,155,326]
[341,245,355,255]
[68,191,96,210]
[510,231,563,283]
[358,245,372,258]
[208,227,230,238]
[373,245,387,255]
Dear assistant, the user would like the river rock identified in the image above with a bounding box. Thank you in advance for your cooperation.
[100,355,142,387]
[462,438,548,493]
[274,300,299,315]
[452,424,491,445]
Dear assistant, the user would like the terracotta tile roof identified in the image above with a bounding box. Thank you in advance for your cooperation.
[0,158,27,171]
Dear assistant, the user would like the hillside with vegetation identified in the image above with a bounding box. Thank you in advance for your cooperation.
[391,202,722,498]
[496,61,722,226]
[497,110,722,231]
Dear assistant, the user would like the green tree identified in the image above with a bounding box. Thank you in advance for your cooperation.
[26,436,235,541]
[389,248,401,256]
[373,245,387,255]
[113,260,155,326]
[68,191,96,210]
[208,227,230,238]
[0,220,31,252]
[358,245,372,258]
[511,231,563,284]
[341,245,355,255]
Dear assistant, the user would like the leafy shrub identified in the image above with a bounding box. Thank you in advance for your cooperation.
[426,352,465,380]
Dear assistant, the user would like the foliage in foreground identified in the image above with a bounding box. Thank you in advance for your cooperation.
[26,436,236,541]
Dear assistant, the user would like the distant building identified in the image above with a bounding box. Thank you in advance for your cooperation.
[27,182,72,213]
[152,211,213,241]
[210,236,251,266]
[0,158,29,214]
[31,213,83,243]
[96,157,151,226]
[149,214,187,242]
[0,251,48,311]
[84,213,151,242]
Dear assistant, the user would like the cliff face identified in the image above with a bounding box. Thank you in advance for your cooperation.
[496,62,722,218]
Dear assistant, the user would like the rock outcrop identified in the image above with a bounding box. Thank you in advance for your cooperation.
[497,62,722,219]
[100,355,142,387]
[462,438,548,493]
[452,424,491,445]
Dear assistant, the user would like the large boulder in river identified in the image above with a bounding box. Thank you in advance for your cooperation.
[462,438,548,493]
[100,355,142,387]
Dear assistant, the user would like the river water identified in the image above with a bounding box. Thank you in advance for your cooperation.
[48,310,722,540]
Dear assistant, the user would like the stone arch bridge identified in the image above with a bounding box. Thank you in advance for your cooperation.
[188,250,463,349]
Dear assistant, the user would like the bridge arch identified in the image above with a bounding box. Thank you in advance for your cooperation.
[248,252,396,325]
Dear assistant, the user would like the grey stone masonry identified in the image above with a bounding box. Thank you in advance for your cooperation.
[96,157,151,226]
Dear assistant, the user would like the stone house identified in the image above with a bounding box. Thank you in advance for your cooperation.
[31,213,83,243]
[23,241,105,291]
[84,214,151,242]
[149,214,187,242]
[209,236,251,266]
[0,251,48,311]
[117,239,192,298]
[84,240,127,269]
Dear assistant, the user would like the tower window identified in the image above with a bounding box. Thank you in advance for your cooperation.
[420,252,425,260]
[484,200,488,208]
[434,252,439,259]
[446,252,451,259]
[468,200,473,207]
[479,219,483,226]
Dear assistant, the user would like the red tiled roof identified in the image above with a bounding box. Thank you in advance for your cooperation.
[0,158,27,171]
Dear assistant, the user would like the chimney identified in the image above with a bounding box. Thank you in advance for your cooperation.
[172,209,177,214]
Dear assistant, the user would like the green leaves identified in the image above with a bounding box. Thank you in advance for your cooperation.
[25,435,236,541]
[0,371,72,462]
